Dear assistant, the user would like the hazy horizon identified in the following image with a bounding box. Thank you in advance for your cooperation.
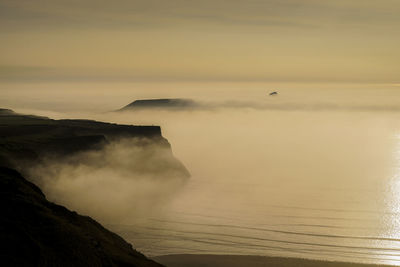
[2,0,400,266]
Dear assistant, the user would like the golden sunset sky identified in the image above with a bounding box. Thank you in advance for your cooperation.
[1,0,399,83]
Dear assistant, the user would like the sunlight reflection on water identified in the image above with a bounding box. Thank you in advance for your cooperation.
[107,106,400,266]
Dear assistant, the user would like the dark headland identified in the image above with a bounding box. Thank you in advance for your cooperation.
[118,98,197,111]
[0,108,190,267]
[0,108,190,178]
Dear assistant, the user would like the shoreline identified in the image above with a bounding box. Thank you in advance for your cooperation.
[152,254,395,267]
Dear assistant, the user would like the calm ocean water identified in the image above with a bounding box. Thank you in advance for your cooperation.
[105,87,400,265]
[3,82,400,265]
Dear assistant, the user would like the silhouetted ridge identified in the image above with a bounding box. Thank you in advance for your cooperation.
[0,108,16,115]
[0,108,189,177]
[0,109,168,170]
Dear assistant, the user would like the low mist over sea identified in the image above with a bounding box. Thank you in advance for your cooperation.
[2,81,400,265]
[2,1,400,266]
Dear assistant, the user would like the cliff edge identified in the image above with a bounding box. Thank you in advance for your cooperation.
[0,108,190,266]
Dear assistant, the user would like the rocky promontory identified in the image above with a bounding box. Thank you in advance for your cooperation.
[0,108,189,266]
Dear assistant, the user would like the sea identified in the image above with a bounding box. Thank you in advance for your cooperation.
[2,82,400,265]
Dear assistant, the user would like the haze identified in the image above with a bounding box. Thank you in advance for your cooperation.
[4,84,400,264]
[1,0,399,83]
[1,0,400,265]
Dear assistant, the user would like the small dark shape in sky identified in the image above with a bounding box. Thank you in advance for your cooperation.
[269,91,278,96]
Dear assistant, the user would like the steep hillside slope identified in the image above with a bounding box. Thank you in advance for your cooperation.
[0,167,163,267]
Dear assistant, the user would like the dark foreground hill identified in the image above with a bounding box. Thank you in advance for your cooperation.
[0,108,191,266]
[118,98,196,111]
[0,167,163,267]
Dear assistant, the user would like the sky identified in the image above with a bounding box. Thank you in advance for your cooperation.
[0,0,399,83]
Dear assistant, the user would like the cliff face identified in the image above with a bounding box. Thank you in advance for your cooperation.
[0,109,189,179]
[0,167,163,267]
[0,109,189,266]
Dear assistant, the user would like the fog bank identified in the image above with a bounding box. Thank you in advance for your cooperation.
[3,82,400,264]
[29,138,187,223]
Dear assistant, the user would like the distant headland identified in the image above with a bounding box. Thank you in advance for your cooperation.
[118,98,197,111]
